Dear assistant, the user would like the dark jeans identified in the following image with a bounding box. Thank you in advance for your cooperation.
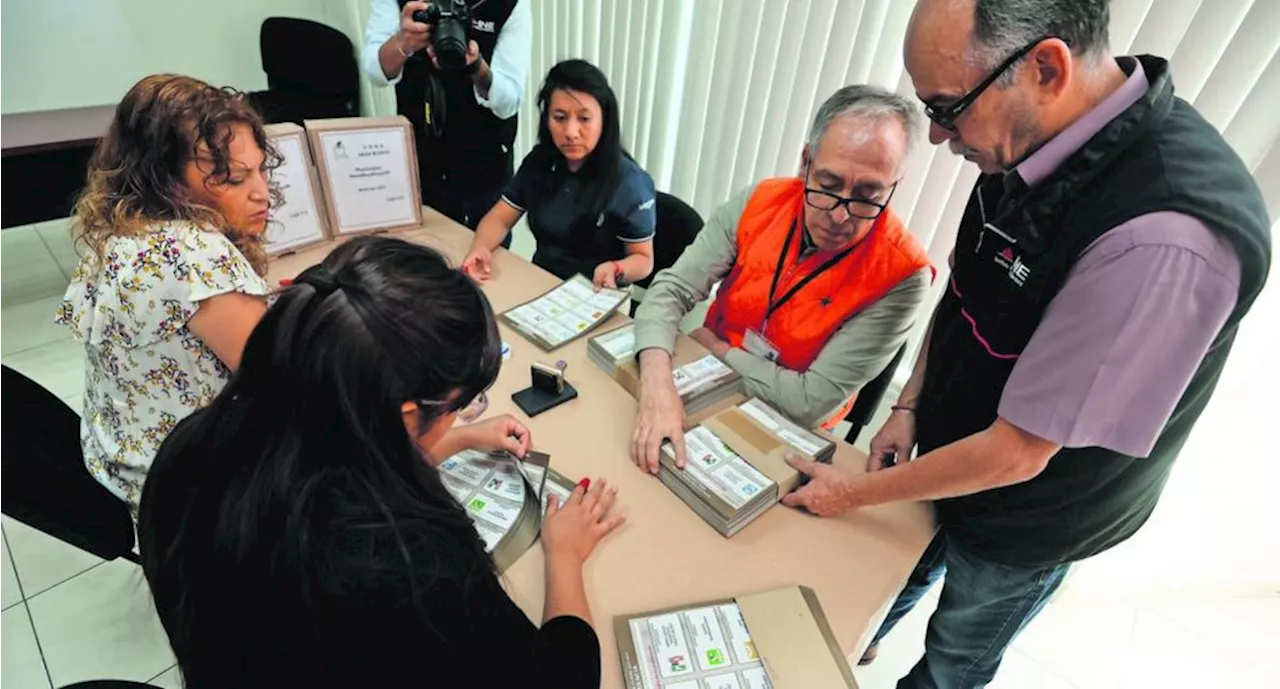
[422,181,512,248]
[871,531,1070,689]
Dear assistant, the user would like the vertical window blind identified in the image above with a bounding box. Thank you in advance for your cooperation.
[503,0,1278,370]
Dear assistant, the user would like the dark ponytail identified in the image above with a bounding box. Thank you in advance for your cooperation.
[138,236,502,684]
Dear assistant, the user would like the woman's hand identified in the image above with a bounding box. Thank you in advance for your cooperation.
[460,247,494,282]
[592,261,620,290]
[542,479,625,566]
[462,414,531,458]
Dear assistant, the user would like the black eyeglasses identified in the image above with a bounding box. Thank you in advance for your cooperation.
[803,166,897,220]
[922,35,1060,131]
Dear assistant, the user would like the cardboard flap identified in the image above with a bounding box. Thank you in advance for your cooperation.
[703,409,798,490]
[737,586,858,689]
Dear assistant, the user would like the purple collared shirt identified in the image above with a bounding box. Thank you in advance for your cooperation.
[995,58,1241,458]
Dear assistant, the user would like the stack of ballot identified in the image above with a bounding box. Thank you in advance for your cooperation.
[592,325,744,421]
[615,585,858,689]
[671,355,743,418]
[500,274,630,351]
[658,398,835,537]
[587,323,636,376]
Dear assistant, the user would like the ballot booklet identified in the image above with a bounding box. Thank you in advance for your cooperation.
[501,275,630,351]
[594,324,744,420]
[587,322,637,376]
[616,585,858,689]
[436,449,560,572]
[659,399,836,537]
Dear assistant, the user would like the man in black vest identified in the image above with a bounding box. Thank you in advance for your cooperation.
[362,1,530,236]
[780,1,1271,686]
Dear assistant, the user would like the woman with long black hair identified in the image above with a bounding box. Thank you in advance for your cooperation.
[138,236,623,688]
[462,58,657,287]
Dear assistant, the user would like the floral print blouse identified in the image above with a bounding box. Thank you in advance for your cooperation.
[55,223,269,510]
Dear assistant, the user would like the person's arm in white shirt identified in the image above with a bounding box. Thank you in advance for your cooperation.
[362,0,429,86]
[473,0,531,120]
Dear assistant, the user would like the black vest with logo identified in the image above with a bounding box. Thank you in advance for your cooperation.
[917,56,1271,567]
[395,0,518,196]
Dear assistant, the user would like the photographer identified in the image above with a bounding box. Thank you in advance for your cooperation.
[362,1,531,234]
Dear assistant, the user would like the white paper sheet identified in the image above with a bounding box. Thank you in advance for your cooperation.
[317,127,416,233]
[263,135,325,253]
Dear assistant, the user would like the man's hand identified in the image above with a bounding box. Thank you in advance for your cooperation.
[867,408,916,472]
[630,352,687,474]
[462,414,532,458]
[689,327,731,360]
[780,455,860,517]
[397,2,432,54]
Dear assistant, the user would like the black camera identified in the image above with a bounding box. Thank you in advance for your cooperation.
[412,1,472,70]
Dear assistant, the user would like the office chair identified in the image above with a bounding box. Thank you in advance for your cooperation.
[843,343,908,445]
[250,17,361,125]
[630,191,704,316]
[1,366,138,563]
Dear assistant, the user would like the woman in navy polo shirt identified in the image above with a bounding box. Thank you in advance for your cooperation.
[462,59,656,287]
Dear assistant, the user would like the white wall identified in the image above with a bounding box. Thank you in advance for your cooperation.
[0,0,364,114]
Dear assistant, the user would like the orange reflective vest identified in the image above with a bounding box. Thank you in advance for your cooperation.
[704,177,932,427]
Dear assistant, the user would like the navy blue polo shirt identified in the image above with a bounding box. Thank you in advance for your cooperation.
[501,150,656,280]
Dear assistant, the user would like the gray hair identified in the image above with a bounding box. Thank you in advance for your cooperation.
[970,0,1112,86]
[806,85,922,161]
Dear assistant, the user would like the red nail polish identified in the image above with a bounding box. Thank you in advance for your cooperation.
[576,478,591,491]
[279,278,293,286]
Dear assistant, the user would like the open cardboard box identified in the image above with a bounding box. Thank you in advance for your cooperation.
[616,585,858,689]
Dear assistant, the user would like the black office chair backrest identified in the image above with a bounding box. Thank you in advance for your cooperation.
[254,17,361,124]
[1,366,138,562]
[843,343,908,445]
[634,191,704,291]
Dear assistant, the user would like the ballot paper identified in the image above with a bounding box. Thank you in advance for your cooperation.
[436,449,552,571]
[262,124,328,255]
[657,399,836,537]
[501,274,630,351]
[616,586,857,689]
[618,602,771,689]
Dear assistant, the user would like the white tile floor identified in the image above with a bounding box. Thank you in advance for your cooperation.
[3,220,1277,688]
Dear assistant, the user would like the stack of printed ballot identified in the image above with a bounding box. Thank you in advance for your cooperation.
[659,398,835,537]
[435,449,550,572]
[500,274,630,351]
[586,323,636,376]
[615,585,858,689]
[590,324,743,418]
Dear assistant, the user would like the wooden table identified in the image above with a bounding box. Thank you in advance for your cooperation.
[266,209,936,687]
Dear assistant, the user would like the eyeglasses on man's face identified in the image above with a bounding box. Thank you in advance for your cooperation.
[802,163,898,220]
[922,35,1062,132]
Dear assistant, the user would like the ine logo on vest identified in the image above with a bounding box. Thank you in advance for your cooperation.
[472,19,497,33]
[993,244,1032,287]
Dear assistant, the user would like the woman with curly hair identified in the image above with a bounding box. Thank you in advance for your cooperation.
[56,74,281,510]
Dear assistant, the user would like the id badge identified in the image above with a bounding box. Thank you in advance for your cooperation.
[743,328,781,363]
